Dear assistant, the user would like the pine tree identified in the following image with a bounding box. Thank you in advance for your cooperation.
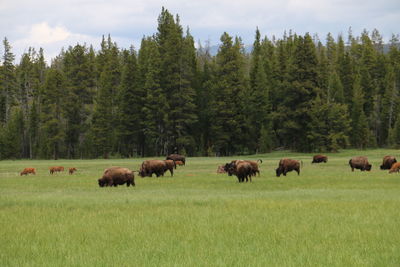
[141,37,168,156]
[350,74,369,148]
[249,28,272,152]
[63,44,95,158]
[210,33,247,155]
[0,38,17,123]
[40,69,66,159]
[117,47,142,157]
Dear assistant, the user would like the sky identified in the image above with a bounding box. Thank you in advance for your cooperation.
[1,0,400,63]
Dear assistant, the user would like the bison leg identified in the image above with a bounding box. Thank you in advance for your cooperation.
[296,168,300,175]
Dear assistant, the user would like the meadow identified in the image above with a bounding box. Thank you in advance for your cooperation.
[0,149,399,266]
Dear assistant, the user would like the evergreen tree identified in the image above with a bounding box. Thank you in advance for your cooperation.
[350,74,369,148]
[0,38,17,123]
[141,37,168,156]
[40,69,66,159]
[210,33,247,155]
[117,47,142,157]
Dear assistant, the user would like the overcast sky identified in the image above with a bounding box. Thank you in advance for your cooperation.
[1,0,400,63]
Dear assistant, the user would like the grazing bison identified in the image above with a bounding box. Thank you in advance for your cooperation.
[225,159,262,177]
[388,162,400,173]
[166,154,185,168]
[225,161,253,182]
[312,154,328,163]
[49,166,64,174]
[69,167,77,174]
[98,167,135,187]
[349,156,371,171]
[139,160,172,177]
[276,158,301,177]
[380,156,397,170]
[20,168,36,176]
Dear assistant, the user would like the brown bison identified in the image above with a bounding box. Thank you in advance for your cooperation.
[20,168,36,176]
[225,159,262,177]
[388,162,400,173]
[49,166,64,174]
[380,156,397,170]
[349,156,371,171]
[225,161,253,182]
[276,158,301,177]
[98,167,135,187]
[139,160,174,177]
[69,167,77,174]
[166,154,185,168]
[312,154,328,163]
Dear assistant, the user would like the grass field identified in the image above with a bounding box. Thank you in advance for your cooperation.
[1,149,400,266]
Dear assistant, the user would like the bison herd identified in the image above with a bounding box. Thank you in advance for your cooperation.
[16,153,400,187]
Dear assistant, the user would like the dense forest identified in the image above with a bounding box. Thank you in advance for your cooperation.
[1,8,400,159]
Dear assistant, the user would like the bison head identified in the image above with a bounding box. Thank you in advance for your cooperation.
[365,164,372,171]
[276,167,282,177]
[98,178,106,187]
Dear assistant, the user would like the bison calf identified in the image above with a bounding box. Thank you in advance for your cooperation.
[69,167,77,174]
[349,156,371,171]
[49,166,64,174]
[20,168,36,176]
[276,158,301,177]
[388,162,400,173]
[98,167,135,187]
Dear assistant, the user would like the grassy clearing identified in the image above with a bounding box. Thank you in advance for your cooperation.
[1,149,400,266]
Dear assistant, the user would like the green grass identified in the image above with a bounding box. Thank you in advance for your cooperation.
[1,149,400,266]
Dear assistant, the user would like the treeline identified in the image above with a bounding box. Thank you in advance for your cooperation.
[1,8,400,159]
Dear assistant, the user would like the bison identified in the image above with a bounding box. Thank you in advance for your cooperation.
[225,159,262,177]
[166,154,185,168]
[276,158,301,177]
[312,154,328,163]
[225,161,253,182]
[349,156,371,171]
[98,167,135,187]
[49,166,64,174]
[20,168,36,176]
[139,160,173,177]
[389,162,400,173]
[380,156,397,170]
[69,167,77,174]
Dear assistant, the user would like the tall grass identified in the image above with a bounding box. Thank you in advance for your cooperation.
[0,149,399,266]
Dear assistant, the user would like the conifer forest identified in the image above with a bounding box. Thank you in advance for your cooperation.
[1,8,400,159]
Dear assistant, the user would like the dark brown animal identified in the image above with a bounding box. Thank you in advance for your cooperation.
[225,161,253,182]
[49,166,64,174]
[226,159,262,177]
[312,154,328,163]
[98,167,135,187]
[380,156,397,170]
[139,160,169,178]
[166,154,186,168]
[20,168,36,176]
[389,162,400,173]
[349,156,371,171]
[276,158,301,177]
[69,167,77,174]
